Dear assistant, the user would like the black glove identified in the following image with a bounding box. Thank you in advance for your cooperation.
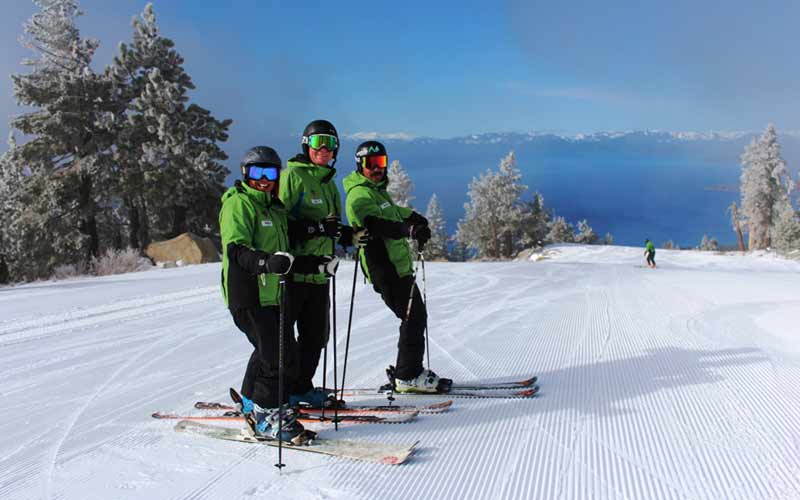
[339,225,354,247]
[318,215,341,238]
[406,212,428,227]
[410,225,431,249]
[258,251,294,275]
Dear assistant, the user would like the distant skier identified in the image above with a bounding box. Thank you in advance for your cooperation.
[219,146,334,442]
[343,140,446,393]
[279,119,357,408]
[644,238,656,268]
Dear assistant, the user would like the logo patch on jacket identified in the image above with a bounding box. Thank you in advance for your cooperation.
[261,219,273,227]
[310,198,323,205]
[380,202,391,209]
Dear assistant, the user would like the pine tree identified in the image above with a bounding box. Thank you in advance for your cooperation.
[423,193,448,260]
[547,217,574,243]
[456,151,527,259]
[772,199,800,251]
[603,233,614,245]
[387,160,414,208]
[5,0,116,277]
[109,3,231,247]
[574,219,600,244]
[699,234,719,251]
[740,124,791,250]
[519,192,551,248]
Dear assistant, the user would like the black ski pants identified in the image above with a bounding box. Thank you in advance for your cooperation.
[231,306,297,409]
[285,281,330,395]
[374,275,428,381]
[646,251,656,267]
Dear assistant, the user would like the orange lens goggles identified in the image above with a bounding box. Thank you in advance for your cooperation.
[361,155,388,170]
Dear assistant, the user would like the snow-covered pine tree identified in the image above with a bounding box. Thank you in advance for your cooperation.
[456,151,527,259]
[547,216,574,243]
[603,233,614,245]
[109,3,231,247]
[423,193,448,260]
[574,219,599,244]
[494,152,527,257]
[740,124,791,250]
[6,0,116,277]
[387,160,414,208]
[519,192,551,249]
[698,234,719,251]
[771,198,800,251]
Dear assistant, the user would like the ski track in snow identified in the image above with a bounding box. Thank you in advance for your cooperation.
[2,248,800,499]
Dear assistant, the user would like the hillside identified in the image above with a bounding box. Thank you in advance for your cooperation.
[1,245,799,499]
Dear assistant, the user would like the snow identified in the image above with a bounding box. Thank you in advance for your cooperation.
[2,245,800,499]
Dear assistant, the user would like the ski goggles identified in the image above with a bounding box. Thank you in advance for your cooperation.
[246,165,280,181]
[305,134,339,151]
[360,155,388,170]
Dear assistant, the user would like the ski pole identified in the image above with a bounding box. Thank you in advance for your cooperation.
[275,277,287,470]
[330,237,339,431]
[340,247,360,403]
[420,251,430,370]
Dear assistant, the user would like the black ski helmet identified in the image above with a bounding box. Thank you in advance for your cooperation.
[240,146,281,180]
[301,119,339,164]
[355,140,387,172]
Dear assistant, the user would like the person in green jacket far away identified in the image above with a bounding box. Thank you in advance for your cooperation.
[219,146,335,443]
[344,140,451,393]
[644,238,656,268]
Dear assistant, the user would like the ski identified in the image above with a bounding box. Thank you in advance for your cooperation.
[193,399,453,414]
[450,375,538,390]
[343,385,540,399]
[154,410,417,424]
[174,420,417,465]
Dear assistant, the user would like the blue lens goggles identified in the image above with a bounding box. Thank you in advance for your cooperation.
[247,165,280,181]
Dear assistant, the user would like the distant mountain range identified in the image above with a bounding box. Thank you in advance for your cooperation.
[236,130,800,248]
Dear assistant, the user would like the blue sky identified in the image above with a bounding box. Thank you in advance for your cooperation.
[2,0,800,150]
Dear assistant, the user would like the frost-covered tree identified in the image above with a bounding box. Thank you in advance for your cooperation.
[456,151,527,259]
[387,160,414,208]
[518,192,551,248]
[574,219,599,244]
[699,234,719,251]
[740,124,792,250]
[771,200,800,251]
[5,0,116,277]
[423,194,448,260]
[547,216,574,243]
[109,3,230,246]
[603,232,614,245]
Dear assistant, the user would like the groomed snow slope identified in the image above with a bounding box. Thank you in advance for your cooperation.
[1,245,799,500]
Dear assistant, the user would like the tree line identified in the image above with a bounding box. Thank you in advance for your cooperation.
[0,1,231,283]
[386,152,610,262]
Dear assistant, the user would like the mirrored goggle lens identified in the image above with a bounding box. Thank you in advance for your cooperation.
[307,134,338,151]
[247,165,280,181]
[361,155,388,169]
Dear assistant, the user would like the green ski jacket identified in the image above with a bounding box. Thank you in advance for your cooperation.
[343,171,414,285]
[219,181,289,309]
[279,154,341,285]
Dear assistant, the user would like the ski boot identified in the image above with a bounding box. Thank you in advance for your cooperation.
[229,388,315,445]
[289,387,345,409]
[387,365,453,394]
[252,404,316,445]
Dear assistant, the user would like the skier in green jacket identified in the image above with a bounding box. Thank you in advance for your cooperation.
[219,146,335,442]
[344,140,447,393]
[278,120,357,408]
[644,238,656,268]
